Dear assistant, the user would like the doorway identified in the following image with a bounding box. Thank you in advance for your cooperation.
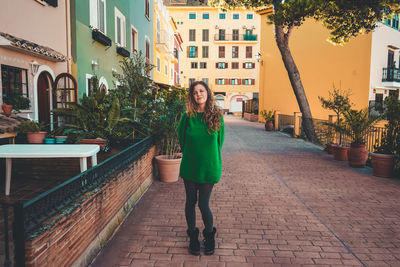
[37,71,52,129]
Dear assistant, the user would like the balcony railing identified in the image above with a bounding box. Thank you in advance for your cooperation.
[214,34,258,42]
[382,67,400,82]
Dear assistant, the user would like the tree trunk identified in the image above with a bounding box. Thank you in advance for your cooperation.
[274,24,318,143]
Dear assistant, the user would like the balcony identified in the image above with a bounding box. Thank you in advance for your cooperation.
[214,34,258,42]
[382,67,400,88]
[156,30,171,53]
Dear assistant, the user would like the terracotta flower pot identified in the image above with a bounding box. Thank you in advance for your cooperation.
[265,121,274,131]
[26,132,47,144]
[326,143,334,154]
[155,155,182,183]
[2,104,12,115]
[80,138,107,150]
[348,143,369,167]
[371,153,395,178]
[333,145,349,161]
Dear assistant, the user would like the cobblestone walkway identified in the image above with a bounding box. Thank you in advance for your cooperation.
[91,115,400,267]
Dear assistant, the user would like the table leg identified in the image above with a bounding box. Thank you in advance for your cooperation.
[5,158,11,196]
[91,154,97,167]
[80,157,87,172]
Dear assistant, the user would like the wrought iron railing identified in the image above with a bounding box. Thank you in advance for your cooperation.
[382,67,400,82]
[335,125,387,152]
[214,34,258,41]
[0,136,153,266]
[278,114,295,130]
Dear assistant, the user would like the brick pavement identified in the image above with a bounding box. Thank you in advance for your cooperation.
[91,115,400,267]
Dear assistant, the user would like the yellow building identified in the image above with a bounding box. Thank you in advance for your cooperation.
[153,0,176,85]
[256,8,400,121]
[167,5,261,113]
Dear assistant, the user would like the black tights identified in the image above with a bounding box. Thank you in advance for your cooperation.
[184,180,214,232]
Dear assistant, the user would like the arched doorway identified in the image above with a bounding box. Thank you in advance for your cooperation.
[37,71,53,129]
[230,95,248,113]
[215,95,225,109]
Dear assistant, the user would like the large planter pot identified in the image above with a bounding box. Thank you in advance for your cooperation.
[326,143,335,154]
[348,143,369,167]
[26,132,47,144]
[265,121,274,131]
[371,153,395,178]
[2,104,12,115]
[155,155,182,183]
[333,145,349,161]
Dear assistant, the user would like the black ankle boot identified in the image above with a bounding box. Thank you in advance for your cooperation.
[187,228,200,255]
[203,227,216,255]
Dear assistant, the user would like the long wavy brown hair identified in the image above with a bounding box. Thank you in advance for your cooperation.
[186,81,222,132]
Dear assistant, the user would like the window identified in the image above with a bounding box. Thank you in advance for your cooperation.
[217,78,225,85]
[218,29,225,41]
[246,14,253,19]
[244,62,255,69]
[243,78,255,85]
[246,46,252,58]
[191,62,198,69]
[232,29,239,41]
[202,13,209,19]
[132,28,138,52]
[233,14,239,19]
[165,64,168,76]
[145,0,150,19]
[202,78,209,84]
[244,79,250,85]
[156,57,160,72]
[200,62,207,69]
[1,65,29,104]
[189,29,196,41]
[202,46,209,58]
[202,29,209,41]
[188,46,197,58]
[393,14,399,30]
[90,0,106,34]
[232,46,239,58]
[145,39,150,75]
[219,46,225,58]
[189,13,196,19]
[217,62,227,69]
[232,62,239,69]
[245,29,253,36]
[219,13,226,19]
[231,79,238,85]
[156,16,160,43]
[388,50,394,68]
[189,78,195,86]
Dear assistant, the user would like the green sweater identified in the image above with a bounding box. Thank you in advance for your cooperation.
[177,112,225,184]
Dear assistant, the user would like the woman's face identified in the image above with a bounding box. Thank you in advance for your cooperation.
[192,84,208,106]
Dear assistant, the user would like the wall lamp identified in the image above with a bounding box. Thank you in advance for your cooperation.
[255,52,263,65]
[30,60,40,76]
[91,60,99,72]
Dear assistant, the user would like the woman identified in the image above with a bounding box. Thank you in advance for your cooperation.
[177,81,225,256]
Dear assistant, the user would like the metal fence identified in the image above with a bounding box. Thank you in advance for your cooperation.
[334,126,387,152]
[278,114,295,130]
[243,99,258,114]
[299,117,330,146]
[0,136,153,267]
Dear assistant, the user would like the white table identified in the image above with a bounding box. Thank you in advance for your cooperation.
[0,144,100,196]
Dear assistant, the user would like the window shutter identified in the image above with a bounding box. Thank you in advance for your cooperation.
[215,78,218,84]
[252,63,255,68]
[225,63,228,68]
[242,63,245,68]
[89,0,98,28]
[241,79,245,84]
[195,47,198,57]
[251,79,255,85]
[238,78,242,85]
[187,47,190,57]
[225,79,229,85]
[216,63,219,68]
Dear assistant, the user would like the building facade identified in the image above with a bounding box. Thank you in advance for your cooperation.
[256,9,400,121]
[0,0,70,126]
[167,6,261,113]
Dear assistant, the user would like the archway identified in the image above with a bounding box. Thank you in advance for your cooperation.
[37,71,53,129]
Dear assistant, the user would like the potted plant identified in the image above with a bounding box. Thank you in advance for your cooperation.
[260,109,275,131]
[371,95,400,178]
[319,85,352,160]
[15,120,47,144]
[152,86,187,183]
[342,108,380,167]
[2,88,30,115]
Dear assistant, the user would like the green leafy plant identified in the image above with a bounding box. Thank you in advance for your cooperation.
[342,108,380,145]
[151,86,187,158]
[375,95,400,155]
[3,88,30,111]
[260,109,275,122]
[319,84,352,144]
[15,120,44,133]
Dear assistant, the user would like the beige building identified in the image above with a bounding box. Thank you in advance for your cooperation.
[167,5,260,113]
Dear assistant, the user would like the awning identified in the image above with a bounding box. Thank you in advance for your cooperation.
[0,32,66,62]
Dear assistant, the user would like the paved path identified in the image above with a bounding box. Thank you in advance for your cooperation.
[91,116,400,267]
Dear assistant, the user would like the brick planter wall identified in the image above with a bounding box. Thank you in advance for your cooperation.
[244,112,259,122]
[24,146,157,267]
